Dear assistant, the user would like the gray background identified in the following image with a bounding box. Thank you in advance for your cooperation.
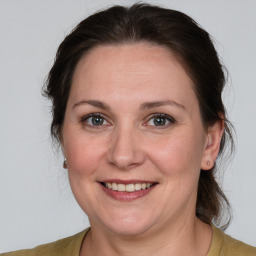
[0,0,255,252]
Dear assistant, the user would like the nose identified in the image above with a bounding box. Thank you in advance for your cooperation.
[107,124,145,170]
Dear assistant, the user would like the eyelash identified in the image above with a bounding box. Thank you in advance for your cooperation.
[144,113,176,128]
[80,113,176,128]
[81,113,110,128]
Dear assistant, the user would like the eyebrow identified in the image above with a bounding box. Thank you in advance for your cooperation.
[72,100,110,110]
[72,99,185,111]
[140,100,185,111]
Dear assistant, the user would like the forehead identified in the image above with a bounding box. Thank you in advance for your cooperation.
[69,43,197,111]
[75,43,186,78]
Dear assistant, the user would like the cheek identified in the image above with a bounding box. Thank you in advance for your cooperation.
[63,132,106,177]
[143,133,204,217]
[147,130,205,177]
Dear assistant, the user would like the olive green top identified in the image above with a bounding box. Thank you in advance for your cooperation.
[2,225,256,255]
[207,226,256,256]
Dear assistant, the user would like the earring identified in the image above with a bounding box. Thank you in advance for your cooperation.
[206,160,211,166]
[63,159,67,169]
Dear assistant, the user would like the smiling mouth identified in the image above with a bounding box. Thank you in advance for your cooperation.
[101,182,155,192]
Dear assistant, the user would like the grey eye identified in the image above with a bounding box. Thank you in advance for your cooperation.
[83,114,108,126]
[146,114,175,128]
[91,116,104,125]
[153,116,167,126]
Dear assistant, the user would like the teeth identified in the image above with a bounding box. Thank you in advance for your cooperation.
[104,182,153,192]
[117,184,125,192]
[111,183,118,191]
[126,184,135,192]
[141,183,147,189]
[135,183,142,191]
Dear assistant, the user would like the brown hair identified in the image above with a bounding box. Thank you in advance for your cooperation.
[44,3,233,228]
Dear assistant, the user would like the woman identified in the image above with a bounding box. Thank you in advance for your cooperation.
[2,3,256,256]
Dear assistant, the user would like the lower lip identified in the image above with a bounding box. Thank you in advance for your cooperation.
[99,183,156,201]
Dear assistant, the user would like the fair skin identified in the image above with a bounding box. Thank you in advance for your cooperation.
[62,43,224,256]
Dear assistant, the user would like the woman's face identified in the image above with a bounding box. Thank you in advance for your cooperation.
[62,43,220,236]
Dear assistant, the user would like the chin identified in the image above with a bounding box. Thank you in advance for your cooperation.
[93,211,155,237]
[107,223,152,237]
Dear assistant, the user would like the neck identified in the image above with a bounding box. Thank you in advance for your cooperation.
[80,217,212,256]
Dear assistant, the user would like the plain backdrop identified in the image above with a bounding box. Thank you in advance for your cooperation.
[0,0,255,253]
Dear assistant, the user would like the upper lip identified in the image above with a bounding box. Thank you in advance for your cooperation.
[99,179,158,185]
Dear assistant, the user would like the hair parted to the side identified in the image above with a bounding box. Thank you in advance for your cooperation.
[43,3,234,229]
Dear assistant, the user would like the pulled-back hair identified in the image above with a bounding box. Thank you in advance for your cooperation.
[44,3,233,228]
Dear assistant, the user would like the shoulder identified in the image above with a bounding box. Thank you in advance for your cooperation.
[220,231,256,256]
[208,225,256,256]
[1,229,89,256]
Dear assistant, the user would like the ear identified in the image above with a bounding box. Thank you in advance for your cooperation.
[201,119,224,170]
[60,142,68,169]
[60,137,67,161]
